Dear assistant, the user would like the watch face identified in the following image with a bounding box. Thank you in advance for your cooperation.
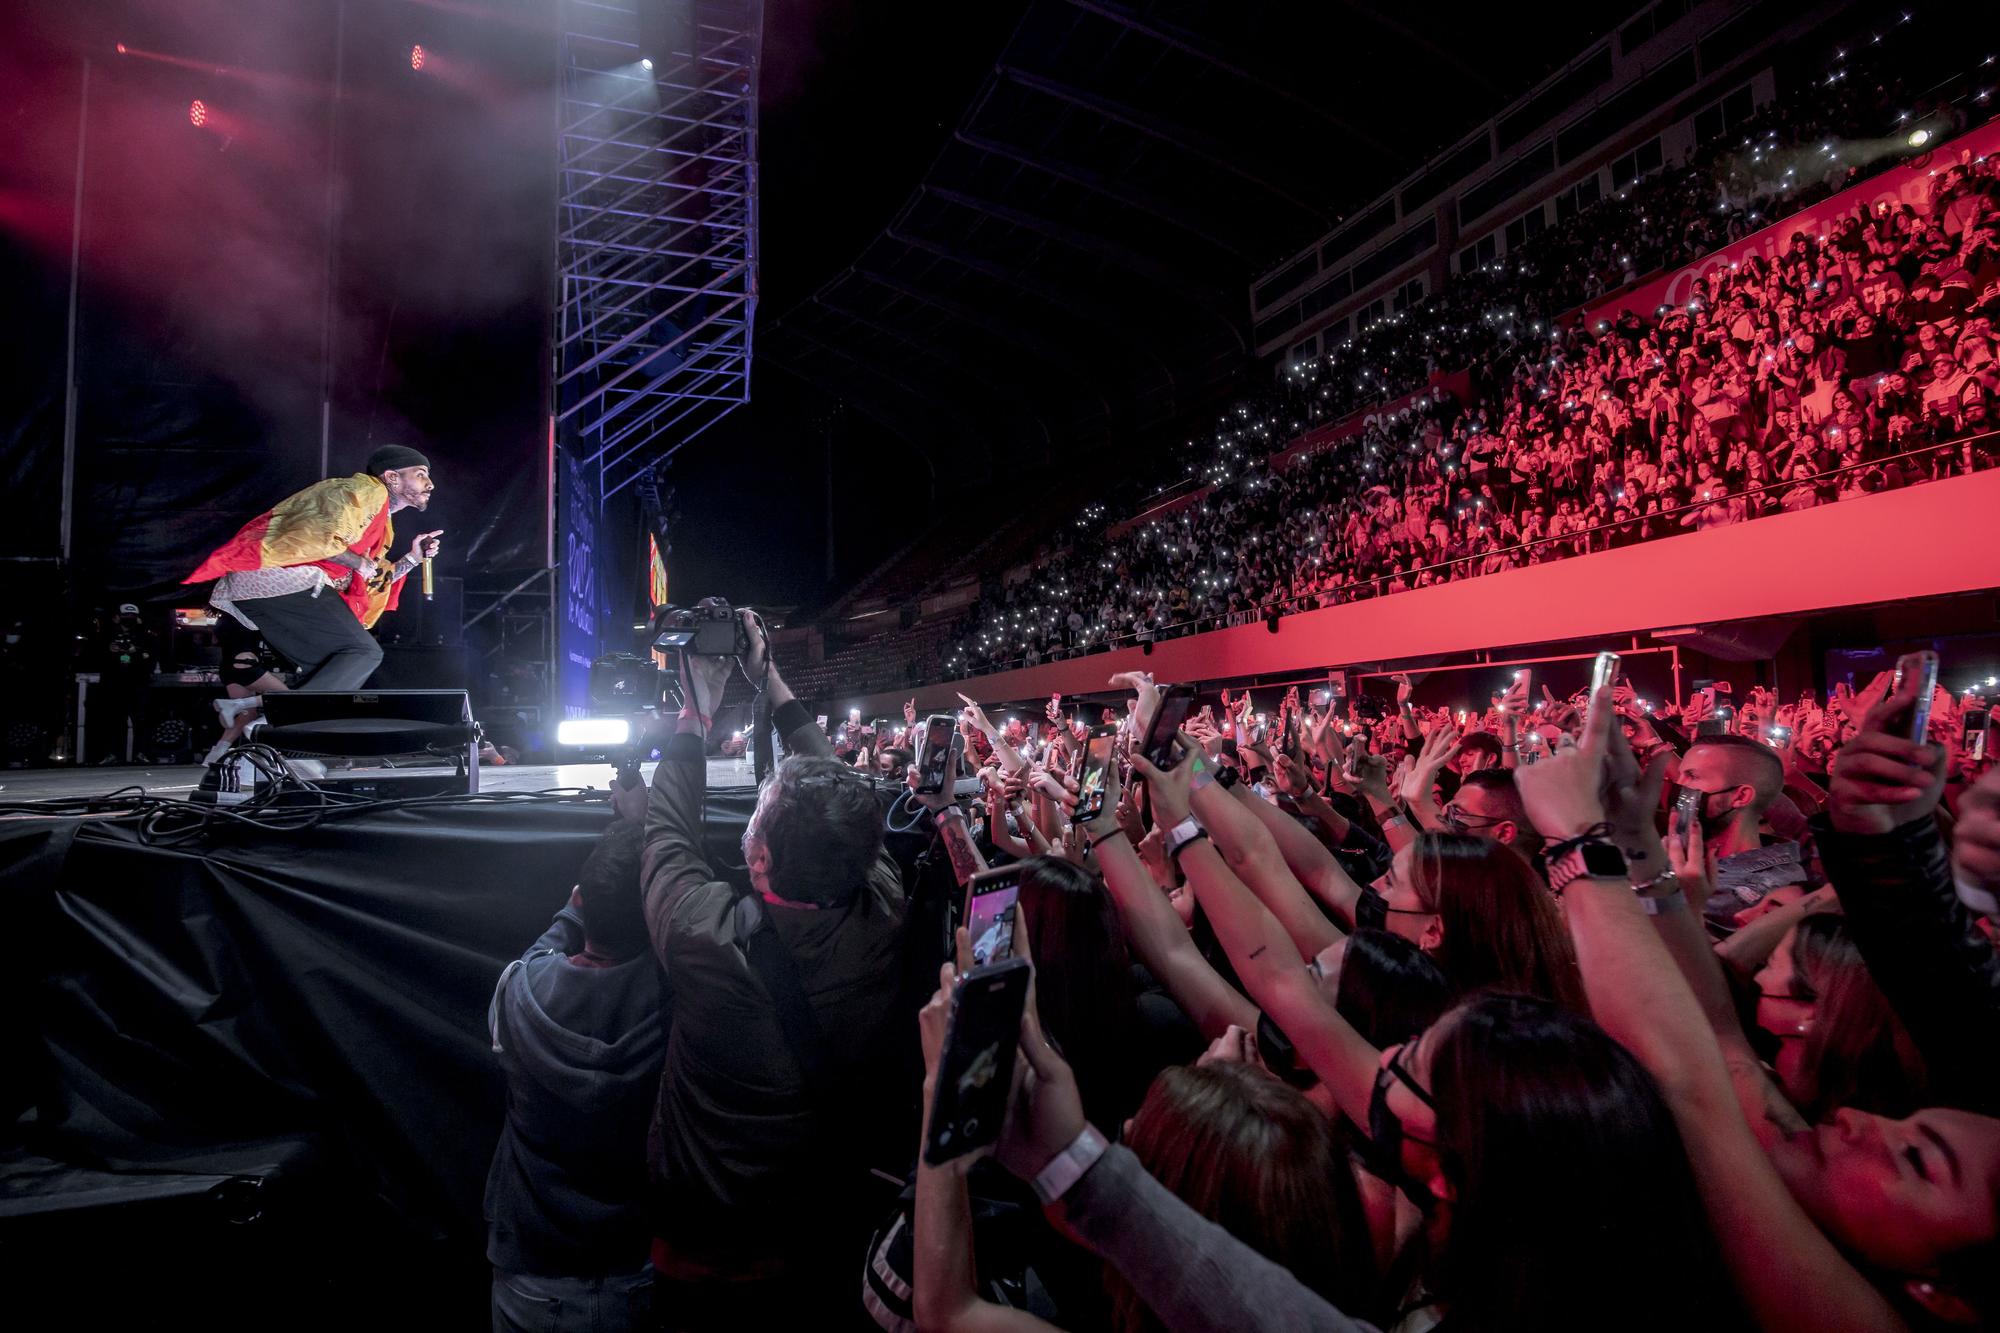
[1579,842,1626,877]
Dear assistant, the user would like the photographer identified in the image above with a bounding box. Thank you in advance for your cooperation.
[641,606,909,1324]
[485,819,663,1332]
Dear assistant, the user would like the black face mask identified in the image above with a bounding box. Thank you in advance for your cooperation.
[1364,1046,1439,1211]
[1355,884,1389,932]
[1671,783,1730,839]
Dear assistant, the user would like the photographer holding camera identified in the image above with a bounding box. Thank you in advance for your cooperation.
[641,603,909,1326]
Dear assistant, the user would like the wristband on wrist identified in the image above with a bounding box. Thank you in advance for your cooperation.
[1087,826,1128,851]
[1030,1124,1108,1205]
[1162,814,1206,863]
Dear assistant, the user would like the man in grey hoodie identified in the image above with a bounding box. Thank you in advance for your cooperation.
[485,818,666,1332]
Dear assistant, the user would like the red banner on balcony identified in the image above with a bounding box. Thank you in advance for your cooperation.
[1575,118,2000,331]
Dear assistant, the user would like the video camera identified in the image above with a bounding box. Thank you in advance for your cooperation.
[653,599,751,657]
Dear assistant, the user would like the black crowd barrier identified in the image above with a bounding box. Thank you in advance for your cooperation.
[0,786,760,1323]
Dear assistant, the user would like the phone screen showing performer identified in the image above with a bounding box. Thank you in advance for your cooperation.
[923,959,1032,1166]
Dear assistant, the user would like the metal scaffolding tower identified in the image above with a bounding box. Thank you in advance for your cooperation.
[556,0,760,501]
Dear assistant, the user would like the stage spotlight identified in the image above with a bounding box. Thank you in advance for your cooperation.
[1908,127,1931,147]
[556,718,634,748]
[115,42,127,55]
[641,57,654,70]
[189,98,207,127]
[411,44,426,71]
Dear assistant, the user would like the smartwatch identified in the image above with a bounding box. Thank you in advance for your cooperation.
[1545,840,1628,895]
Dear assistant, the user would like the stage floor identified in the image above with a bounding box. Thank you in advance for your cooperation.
[0,756,760,803]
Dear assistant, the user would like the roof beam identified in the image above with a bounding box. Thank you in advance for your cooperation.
[770,324,997,439]
[918,185,1243,355]
[762,349,956,448]
[811,289,1057,414]
[954,129,1254,261]
[1058,0,1398,158]
[995,65,1329,226]
[882,227,1179,404]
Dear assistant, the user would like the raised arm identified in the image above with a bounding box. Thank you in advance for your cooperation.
[1516,689,1906,1333]
[1218,758,1368,934]
[1188,755,1343,962]
[642,649,733,958]
[1817,686,2000,1113]
[735,610,827,759]
[1138,747,1379,1127]
[912,963,1057,1333]
[1398,724,1459,832]
[1084,756,1257,1038]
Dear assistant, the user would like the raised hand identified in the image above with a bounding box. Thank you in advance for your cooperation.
[958,694,998,740]
[1345,746,1392,806]
[1401,723,1458,804]
[1110,670,1161,737]
[1273,752,1313,798]
[1953,765,2000,912]
[1827,669,1947,835]
[1131,731,1198,826]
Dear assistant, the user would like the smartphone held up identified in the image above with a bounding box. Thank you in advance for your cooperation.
[1890,650,1940,745]
[923,957,1032,1167]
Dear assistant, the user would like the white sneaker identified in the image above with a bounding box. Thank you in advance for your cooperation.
[203,738,234,766]
[214,696,263,725]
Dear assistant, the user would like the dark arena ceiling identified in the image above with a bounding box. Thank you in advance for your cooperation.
[758,0,1646,472]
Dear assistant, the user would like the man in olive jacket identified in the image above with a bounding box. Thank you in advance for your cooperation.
[642,610,907,1317]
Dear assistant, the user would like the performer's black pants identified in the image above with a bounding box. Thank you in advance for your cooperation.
[234,589,382,691]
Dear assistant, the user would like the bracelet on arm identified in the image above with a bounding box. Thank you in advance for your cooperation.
[1087,826,1129,852]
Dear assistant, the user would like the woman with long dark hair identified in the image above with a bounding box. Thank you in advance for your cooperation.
[1322,927,1450,1049]
[1013,855,1161,1129]
[1120,745,1740,1330]
[1401,993,1739,1331]
[1379,832,1586,1009]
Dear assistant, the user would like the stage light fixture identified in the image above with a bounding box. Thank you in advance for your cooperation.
[189,99,207,127]
[411,44,426,71]
[556,718,633,748]
[1907,127,1931,147]
[641,57,654,70]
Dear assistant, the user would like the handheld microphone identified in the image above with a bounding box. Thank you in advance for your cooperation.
[421,557,434,601]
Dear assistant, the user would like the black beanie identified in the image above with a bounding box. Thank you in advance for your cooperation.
[365,444,431,476]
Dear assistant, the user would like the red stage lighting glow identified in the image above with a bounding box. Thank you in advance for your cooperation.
[115,42,128,55]
[189,98,207,127]
[411,44,426,71]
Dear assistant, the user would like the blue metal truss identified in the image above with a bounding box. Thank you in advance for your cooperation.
[557,0,760,500]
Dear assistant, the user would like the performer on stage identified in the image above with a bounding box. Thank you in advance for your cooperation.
[185,445,443,758]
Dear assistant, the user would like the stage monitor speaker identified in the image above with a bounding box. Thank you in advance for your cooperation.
[257,690,481,785]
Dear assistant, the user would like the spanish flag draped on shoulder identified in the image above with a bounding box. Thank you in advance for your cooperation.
[185,473,404,627]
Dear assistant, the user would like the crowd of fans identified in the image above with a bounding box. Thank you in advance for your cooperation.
[939,57,1996,679]
[484,608,2000,1331]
